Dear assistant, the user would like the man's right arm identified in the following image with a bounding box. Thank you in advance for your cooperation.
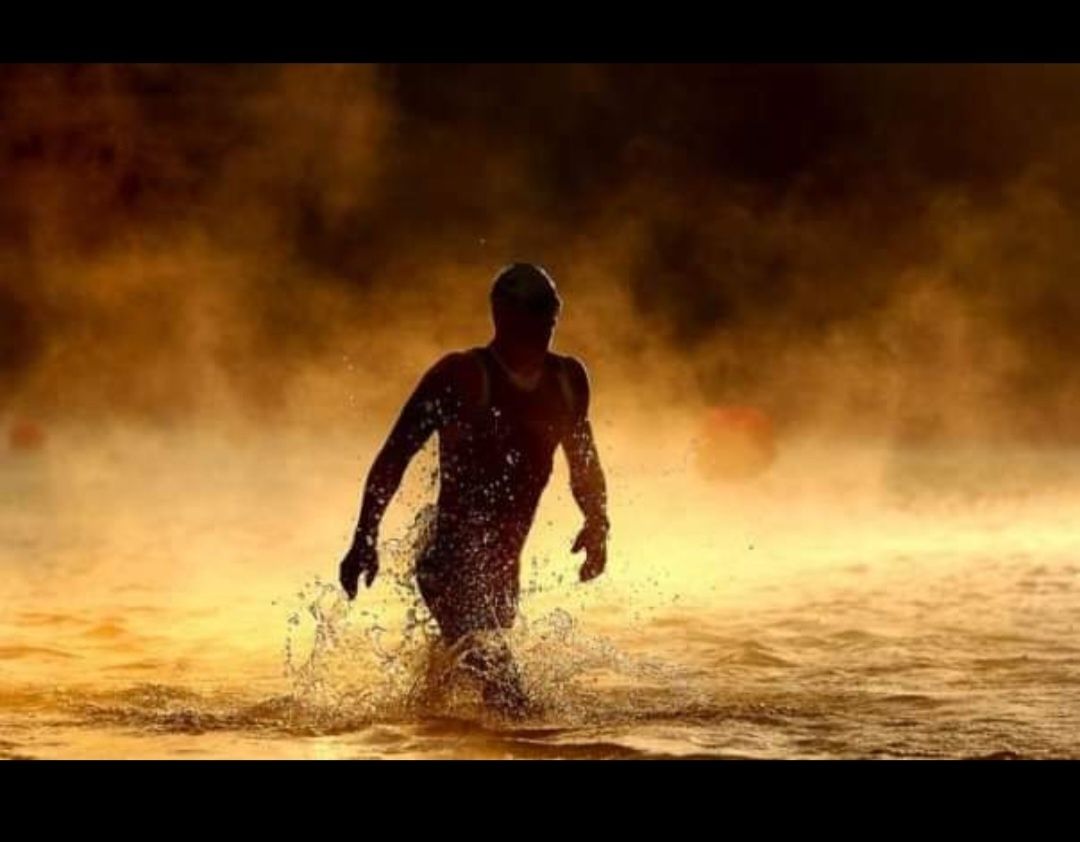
[340,354,461,598]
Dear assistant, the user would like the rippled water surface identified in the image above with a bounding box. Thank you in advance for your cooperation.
[2,427,1077,758]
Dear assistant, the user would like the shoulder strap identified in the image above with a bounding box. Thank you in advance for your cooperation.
[556,357,578,419]
[470,347,491,410]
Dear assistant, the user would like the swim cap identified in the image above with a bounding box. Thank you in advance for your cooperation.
[490,263,562,317]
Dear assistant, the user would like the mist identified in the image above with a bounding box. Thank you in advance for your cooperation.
[3,64,1080,446]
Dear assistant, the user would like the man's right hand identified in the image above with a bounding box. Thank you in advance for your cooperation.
[339,537,379,600]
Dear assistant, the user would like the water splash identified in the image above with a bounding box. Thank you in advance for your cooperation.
[278,501,677,729]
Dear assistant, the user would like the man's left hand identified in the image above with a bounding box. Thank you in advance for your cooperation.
[571,519,608,583]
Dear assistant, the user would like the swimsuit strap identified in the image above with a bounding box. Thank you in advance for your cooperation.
[470,347,491,411]
[555,356,577,420]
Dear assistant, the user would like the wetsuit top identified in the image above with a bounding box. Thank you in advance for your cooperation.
[431,346,579,565]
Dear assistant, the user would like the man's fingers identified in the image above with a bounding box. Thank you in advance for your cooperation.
[364,566,377,587]
[571,532,585,553]
[579,545,606,582]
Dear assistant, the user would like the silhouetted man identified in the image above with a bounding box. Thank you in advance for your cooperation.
[338,263,609,713]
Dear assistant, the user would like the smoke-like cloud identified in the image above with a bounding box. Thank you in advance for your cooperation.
[4,64,1080,443]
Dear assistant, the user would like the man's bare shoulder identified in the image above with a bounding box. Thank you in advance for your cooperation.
[425,350,473,377]
[550,352,591,416]
[421,349,485,403]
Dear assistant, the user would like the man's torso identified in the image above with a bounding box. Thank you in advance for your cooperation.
[425,346,579,567]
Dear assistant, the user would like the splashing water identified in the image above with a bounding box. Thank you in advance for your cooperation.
[280,501,670,731]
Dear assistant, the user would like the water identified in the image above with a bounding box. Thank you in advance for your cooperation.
[1,425,1077,759]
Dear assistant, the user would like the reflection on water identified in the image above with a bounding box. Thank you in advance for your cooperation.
[1,426,1078,759]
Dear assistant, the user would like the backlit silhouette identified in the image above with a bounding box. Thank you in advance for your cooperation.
[339,263,609,713]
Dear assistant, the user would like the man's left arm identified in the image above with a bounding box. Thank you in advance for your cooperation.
[561,358,609,582]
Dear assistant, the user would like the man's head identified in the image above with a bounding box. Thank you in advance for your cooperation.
[490,263,562,351]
